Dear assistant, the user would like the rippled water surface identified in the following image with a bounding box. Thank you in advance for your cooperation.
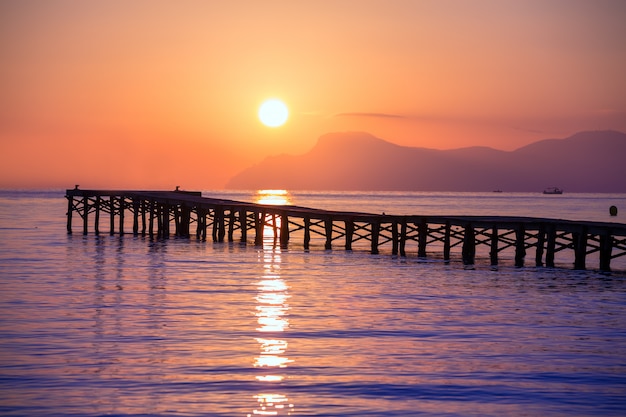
[1,191,626,416]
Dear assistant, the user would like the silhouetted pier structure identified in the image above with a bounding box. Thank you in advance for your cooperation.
[66,188,626,273]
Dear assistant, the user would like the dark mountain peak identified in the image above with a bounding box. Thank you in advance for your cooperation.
[226,130,626,192]
[515,130,626,153]
[568,130,626,142]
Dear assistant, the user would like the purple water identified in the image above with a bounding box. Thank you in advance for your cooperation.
[1,190,625,416]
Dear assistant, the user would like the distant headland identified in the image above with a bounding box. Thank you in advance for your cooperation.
[226,130,626,193]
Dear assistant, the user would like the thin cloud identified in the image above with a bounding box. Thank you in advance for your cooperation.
[335,112,406,119]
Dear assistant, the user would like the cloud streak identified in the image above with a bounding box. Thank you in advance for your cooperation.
[335,112,406,119]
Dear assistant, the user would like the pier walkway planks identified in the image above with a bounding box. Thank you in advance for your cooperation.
[66,188,626,273]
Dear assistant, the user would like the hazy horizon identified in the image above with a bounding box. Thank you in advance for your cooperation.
[2,0,625,189]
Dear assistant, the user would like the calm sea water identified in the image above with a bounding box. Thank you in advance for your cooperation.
[1,190,626,416]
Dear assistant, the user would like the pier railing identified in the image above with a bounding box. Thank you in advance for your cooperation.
[66,189,626,272]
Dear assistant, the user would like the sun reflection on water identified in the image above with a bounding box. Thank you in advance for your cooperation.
[254,190,292,243]
[255,189,291,206]
[249,247,294,416]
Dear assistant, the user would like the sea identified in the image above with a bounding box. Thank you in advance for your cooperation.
[1,190,626,417]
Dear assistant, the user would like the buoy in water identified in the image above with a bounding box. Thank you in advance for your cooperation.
[609,205,618,216]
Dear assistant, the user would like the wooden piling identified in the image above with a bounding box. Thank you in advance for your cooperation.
[546,224,556,268]
[323,217,332,250]
[417,220,427,258]
[399,220,407,257]
[109,197,115,235]
[217,208,226,242]
[156,204,163,238]
[239,208,247,243]
[345,220,354,251]
[133,198,140,236]
[535,224,546,267]
[149,201,155,238]
[599,232,612,272]
[141,200,147,235]
[161,203,168,239]
[119,197,125,236]
[94,196,101,235]
[371,221,380,255]
[443,222,452,261]
[254,210,264,246]
[181,205,191,238]
[66,195,73,234]
[304,217,311,250]
[490,225,499,266]
[228,210,236,242]
[82,196,88,235]
[515,224,526,268]
[462,224,475,266]
[280,213,289,248]
[391,221,399,255]
[574,227,588,270]
[271,214,278,240]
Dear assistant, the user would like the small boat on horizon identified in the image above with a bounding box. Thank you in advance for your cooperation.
[543,187,563,195]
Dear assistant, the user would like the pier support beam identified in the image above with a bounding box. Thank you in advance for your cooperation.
[443,222,451,261]
[399,220,407,257]
[161,203,169,239]
[109,197,115,235]
[149,201,155,238]
[573,227,588,270]
[254,210,264,246]
[345,220,354,251]
[391,221,398,255]
[217,208,226,242]
[94,196,100,235]
[156,204,163,238]
[304,217,311,250]
[133,198,140,236]
[141,200,147,235]
[599,232,613,273]
[280,213,289,248]
[535,224,546,267]
[228,210,236,242]
[271,214,278,241]
[324,218,333,250]
[546,225,556,268]
[515,224,526,268]
[82,196,88,235]
[371,222,380,255]
[119,197,125,236]
[490,225,499,267]
[417,220,427,258]
[462,224,475,266]
[239,209,248,243]
[179,205,191,238]
[66,195,73,234]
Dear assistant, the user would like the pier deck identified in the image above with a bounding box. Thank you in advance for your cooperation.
[66,188,626,272]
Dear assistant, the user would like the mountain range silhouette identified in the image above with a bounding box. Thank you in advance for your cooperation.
[226,130,626,192]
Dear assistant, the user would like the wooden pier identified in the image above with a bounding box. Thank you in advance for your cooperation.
[66,188,626,273]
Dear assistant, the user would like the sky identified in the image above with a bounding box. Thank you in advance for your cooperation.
[1,0,625,189]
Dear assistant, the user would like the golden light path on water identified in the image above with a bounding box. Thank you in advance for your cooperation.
[255,190,291,206]
[249,190,294,416]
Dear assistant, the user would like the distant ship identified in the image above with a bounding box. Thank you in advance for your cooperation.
[543,187,563,195]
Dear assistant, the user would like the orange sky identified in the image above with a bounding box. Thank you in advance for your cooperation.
[1,0,625,189]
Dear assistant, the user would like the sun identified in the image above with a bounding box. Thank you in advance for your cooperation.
[258,99,289,127]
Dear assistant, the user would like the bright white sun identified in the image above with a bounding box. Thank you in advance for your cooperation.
[258,99,289,127]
